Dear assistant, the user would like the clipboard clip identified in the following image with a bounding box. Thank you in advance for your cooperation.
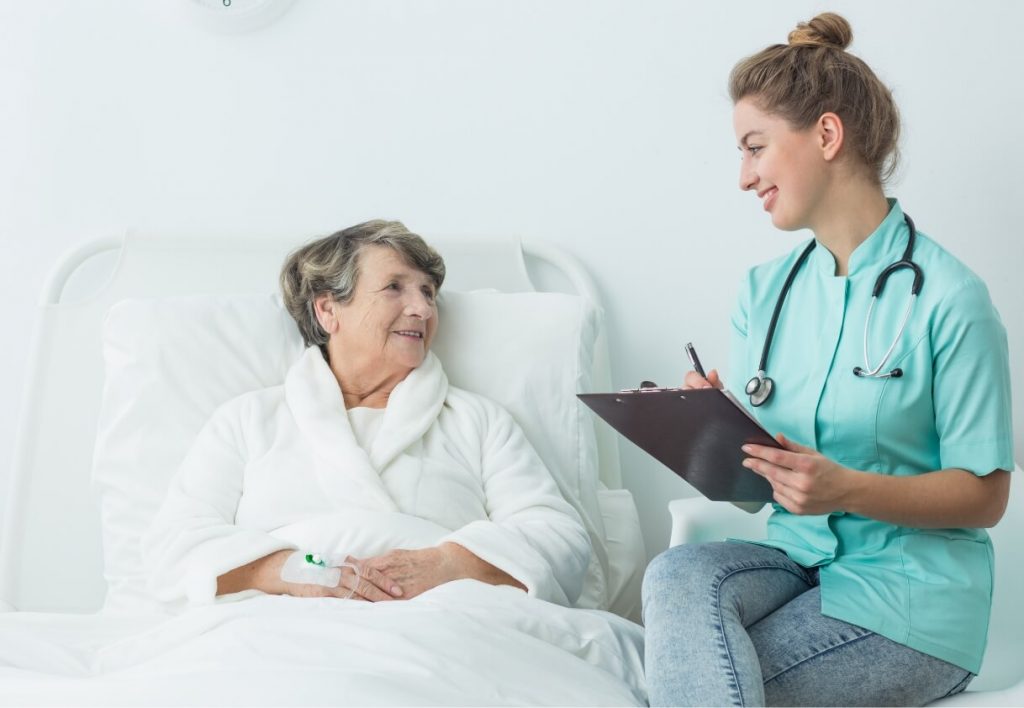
[619,380,679,393]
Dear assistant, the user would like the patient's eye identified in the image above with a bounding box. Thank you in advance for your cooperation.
[421,286,436,302]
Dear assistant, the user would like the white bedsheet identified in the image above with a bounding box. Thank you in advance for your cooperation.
[0,580,645,706]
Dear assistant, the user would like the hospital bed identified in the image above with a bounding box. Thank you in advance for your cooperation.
[0,232,647,705]
[2,231,1019,706]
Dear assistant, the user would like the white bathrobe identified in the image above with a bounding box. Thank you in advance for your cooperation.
[142,346,590,608]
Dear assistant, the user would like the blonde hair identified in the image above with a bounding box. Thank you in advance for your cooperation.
[729,12,900,184]
[280,220,445,352]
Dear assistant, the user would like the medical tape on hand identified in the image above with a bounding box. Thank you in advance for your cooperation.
[280,552,361,598]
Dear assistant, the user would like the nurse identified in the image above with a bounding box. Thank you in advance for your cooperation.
[642,12,1014,707]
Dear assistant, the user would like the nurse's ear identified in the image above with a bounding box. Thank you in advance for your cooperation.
[816,111,845,162]
[313,293,341,335]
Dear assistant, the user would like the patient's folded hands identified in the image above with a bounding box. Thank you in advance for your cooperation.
[354,543,526,601]
[216,544,527,603]
[332,557,405,601]
[350,547,454,600]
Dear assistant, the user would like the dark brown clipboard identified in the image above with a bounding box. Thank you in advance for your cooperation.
[578,387,778,502]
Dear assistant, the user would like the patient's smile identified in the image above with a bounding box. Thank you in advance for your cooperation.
[328,246,438,375]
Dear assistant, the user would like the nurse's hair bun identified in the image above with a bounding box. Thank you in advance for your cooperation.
[787,12,852,50]
[731,11,899,185]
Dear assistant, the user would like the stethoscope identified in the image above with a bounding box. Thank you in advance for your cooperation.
[745,213,925,407]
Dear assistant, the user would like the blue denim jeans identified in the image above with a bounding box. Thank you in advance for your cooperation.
[642,542,973,706]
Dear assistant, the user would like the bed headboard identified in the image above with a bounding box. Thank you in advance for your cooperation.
[0,232,628,614]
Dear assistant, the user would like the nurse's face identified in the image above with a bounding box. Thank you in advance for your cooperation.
[733,98,831,232]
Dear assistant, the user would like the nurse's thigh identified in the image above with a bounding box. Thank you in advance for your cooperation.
[751,587,973,707]
[643,542,814,707]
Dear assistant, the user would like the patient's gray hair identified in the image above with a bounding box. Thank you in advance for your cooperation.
[280,220,446,350]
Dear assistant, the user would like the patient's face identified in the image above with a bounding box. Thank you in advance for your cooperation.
[333,245,438,373]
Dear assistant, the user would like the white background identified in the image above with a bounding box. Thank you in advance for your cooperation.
[1,0,1021,559]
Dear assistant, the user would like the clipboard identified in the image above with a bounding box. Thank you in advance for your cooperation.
[578,386,779,502]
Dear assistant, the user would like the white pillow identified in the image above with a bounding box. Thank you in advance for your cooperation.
[92,291,607,612]
[433,291,608,609]
[92,294,304,612]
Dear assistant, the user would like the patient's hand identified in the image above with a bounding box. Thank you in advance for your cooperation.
[217,549,404,602]
[356,543,526,600]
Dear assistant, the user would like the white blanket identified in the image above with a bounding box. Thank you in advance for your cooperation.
[0,581,645,706]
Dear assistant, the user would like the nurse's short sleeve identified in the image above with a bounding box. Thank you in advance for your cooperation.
[931,277,1014,476]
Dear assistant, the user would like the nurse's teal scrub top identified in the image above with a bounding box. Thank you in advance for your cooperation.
[728,200,1014,674]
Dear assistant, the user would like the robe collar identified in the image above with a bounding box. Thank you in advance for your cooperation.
[284,346,449,511]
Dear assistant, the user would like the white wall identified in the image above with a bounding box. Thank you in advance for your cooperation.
[2,0,1021,561]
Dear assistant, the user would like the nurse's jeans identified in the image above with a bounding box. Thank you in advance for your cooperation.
[643,542,973,707]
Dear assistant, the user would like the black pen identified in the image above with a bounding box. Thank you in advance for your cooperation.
[685,342,707,379]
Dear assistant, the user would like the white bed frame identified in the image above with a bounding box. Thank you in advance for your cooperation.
[0,232,635,615]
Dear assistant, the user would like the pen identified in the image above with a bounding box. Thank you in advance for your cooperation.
[685,342,708,380]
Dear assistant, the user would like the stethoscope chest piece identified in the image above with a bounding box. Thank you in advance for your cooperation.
[745,373,774,407]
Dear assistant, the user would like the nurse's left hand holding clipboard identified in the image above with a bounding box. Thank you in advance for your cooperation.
[741,436,854,516]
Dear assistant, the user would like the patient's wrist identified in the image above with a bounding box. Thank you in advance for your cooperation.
[438,542,469,582]
[216,550,289,596]
[441,542,525,590]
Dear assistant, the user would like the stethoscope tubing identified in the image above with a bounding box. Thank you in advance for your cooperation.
[755,240,817,378]
[748,213,924,406]
[859,293,917,377]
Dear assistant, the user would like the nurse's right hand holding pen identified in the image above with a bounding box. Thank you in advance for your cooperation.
[683,342,723,390]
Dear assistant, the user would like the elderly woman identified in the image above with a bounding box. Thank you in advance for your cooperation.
[142,220,590,607]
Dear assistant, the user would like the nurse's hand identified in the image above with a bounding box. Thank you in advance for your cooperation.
[741,434,853,515]
[683,368,723,390]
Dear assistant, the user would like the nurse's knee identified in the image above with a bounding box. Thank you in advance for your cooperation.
[642,542,729,608]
